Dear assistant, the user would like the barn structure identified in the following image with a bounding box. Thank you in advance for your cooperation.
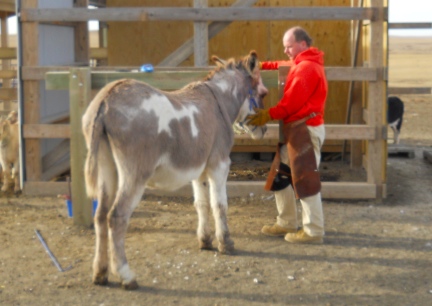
[13,0,391,225]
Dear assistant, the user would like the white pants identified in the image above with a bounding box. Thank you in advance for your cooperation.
[274,124,325,237]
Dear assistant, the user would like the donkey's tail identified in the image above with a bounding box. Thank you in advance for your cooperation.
[82,103,105,198]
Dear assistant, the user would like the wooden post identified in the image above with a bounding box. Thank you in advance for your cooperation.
[366,0,387,200]
[22,0,42,182]
[69,68,93,227]
[1,12,11,111]
[193,0,208,67]
[74,0,90,65]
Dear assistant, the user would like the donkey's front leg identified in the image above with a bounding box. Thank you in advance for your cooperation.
[208,159,234,254]
[192,175,212,250]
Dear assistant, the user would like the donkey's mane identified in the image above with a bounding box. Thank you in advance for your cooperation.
[204,57,240,81]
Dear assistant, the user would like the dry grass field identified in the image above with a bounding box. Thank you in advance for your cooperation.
[1,36,432,306]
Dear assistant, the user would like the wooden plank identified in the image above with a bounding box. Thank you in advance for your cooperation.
[44,67,380,90]
[23,181,69,196]
[69,68,93,226]
[0,70,17,78]
[388,87,431,95]
[366,0,386,201]
[0,47,16,59]
[22,0,41,182]
[193,0,208,67]
[20,123,377,141]
[325,67,378,81]
[23,180,379,199]
[389,22,432,29]
[325,124,376,140]
[74,0,90,65]
[21,7,381,22]
[23,124,70,138]
[0,88,17,100]
[0,0,14,13]
[46,70,211,90]
[21,122,377,141]
[90,47,108,60]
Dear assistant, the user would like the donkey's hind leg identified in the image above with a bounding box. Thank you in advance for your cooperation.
[92,151,118,286]
[192,174,212,250]
[207,159,234,254]
[108,182,145,290]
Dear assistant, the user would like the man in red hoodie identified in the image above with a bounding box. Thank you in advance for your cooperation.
[248,26,327,244]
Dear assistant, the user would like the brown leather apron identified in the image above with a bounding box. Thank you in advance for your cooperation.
[265,114,321,199]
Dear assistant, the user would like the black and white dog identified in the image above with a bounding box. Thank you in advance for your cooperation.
[387,96,404,144]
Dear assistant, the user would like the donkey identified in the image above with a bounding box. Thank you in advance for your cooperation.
[82,51,268,290]
[0,111,20,193]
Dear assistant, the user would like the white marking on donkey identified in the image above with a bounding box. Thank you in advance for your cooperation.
[82,51,268,290]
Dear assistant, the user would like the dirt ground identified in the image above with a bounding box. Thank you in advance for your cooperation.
[1,36,432,305]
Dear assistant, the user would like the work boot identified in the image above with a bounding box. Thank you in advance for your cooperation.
[261,224,297,237]
[284,229,323,244]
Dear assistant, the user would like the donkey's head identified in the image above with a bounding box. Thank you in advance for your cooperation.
[211,51,268,140]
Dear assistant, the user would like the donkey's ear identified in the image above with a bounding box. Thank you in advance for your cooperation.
[246,50,258,71]
[211,55,226,67]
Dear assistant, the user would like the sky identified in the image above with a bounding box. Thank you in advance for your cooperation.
[4,1,432,36]
[388,0,432,36]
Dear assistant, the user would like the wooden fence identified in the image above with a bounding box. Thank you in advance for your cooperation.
[18,2,388,226]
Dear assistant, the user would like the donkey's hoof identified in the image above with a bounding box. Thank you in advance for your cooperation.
[198,237,213,250]
[93,275,109,286]
[218,239,235,255]
[122,280,139,290]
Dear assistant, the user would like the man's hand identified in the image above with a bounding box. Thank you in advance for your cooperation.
[246,108,272,126]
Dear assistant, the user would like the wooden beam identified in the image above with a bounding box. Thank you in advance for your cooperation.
[21,123,377,141]
[193,0,208,67]
[388,87,431,95]
[90,47,107,60]
[23,180,380,199]
[0,70,17,78]
[366,0,386,202]
[0,88,17,100]
[0,47,16,59]
[23,124,70,138]
[23,181,69,196]
[21,7,383,22]
[22,0,42,182]
[44,67,380,90]
[69,68,93,227]
[0,0,15,13]
[74,0,90,65]
[389,22,432,29]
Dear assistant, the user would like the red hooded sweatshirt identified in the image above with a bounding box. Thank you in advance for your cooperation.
[261,47,327,126]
